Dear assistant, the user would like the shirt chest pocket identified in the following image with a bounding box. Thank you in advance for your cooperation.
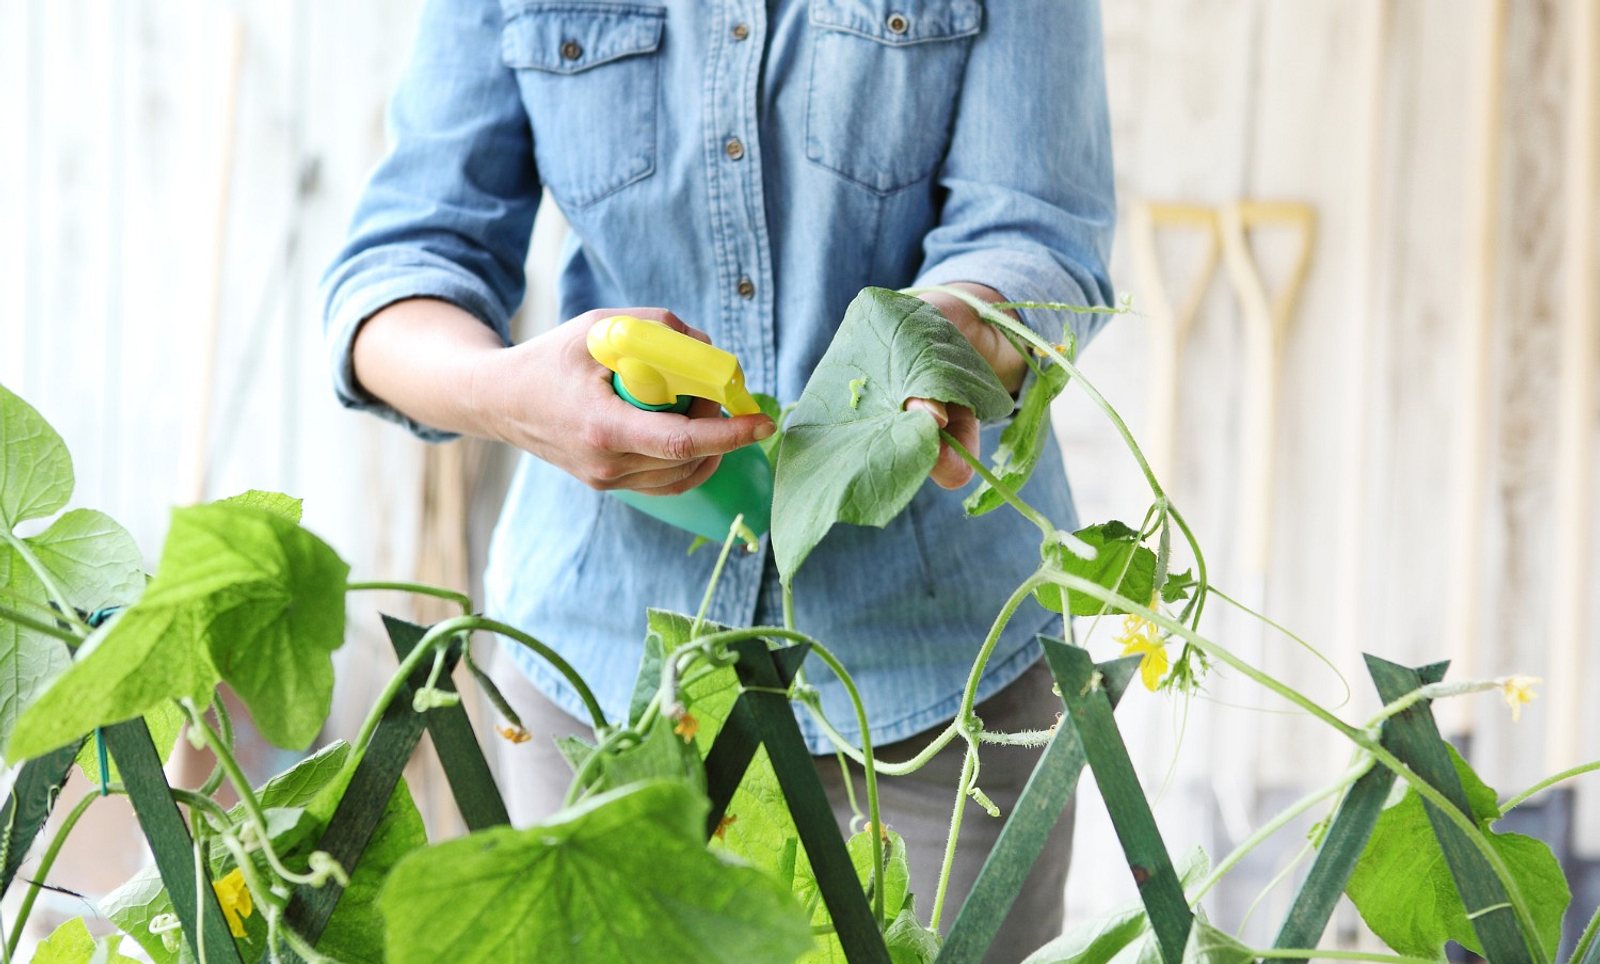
[501,3,665,209]
[805,0,981,194]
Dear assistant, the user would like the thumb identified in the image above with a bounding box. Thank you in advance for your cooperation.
[904,397,950,428]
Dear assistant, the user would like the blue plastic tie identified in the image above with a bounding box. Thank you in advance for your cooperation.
[84,608,123,797]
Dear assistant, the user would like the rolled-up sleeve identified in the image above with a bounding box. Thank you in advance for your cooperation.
[321,0,540,441]
[914,0,1116,354]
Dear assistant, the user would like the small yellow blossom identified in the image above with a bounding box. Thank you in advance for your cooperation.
[212,868,253,938]
[1501,676,1541,722]
[713,814,738,840]
[674,712,700,743]
[496,724,532,744]
[1115,611,1169,692]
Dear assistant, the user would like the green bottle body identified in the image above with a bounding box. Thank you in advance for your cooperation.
[608,373,773,542]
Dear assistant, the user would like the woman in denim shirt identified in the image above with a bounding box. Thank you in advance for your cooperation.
[325,1,1114,958]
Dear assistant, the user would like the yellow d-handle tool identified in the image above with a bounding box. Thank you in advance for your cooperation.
[586,315,772,542]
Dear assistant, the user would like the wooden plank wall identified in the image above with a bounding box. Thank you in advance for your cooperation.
[1065,0,1600,938]
[0,0,1594,947]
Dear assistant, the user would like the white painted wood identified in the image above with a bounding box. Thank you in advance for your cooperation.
[1442,0,1506,737]
[1548,0,1597,776]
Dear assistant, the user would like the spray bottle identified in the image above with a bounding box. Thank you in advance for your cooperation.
[586,315,773,543]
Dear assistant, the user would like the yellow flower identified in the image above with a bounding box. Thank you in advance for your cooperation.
[1501,676,1541,722]
[212,868,253,938]
[673,712,700,743]
[1115,611,1169,692]
[496,724,532,744]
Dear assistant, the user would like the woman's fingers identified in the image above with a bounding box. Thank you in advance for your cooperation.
[907,397,979,489]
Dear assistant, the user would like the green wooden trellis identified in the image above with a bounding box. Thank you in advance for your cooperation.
[936,638,1542,964]
[0,619,1545,963]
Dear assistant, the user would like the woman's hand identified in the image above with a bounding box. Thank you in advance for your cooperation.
[910,284,1027,490]
[352,300,773,495]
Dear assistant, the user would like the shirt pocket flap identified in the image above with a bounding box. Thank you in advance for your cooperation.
[810,0,981,46]
[501,3,666,74]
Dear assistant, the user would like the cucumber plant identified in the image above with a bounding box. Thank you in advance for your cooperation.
[0,287,1594,963]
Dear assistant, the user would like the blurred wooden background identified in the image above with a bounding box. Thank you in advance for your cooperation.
[0,0,1595,954]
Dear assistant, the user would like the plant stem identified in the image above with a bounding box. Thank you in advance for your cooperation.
[801,638,886,928]
[1252,950,1440,964]
[693,515,744,637]
[930,747,977,929]
[342,616,608,791]
[926,574,1044,930]
[1189,759,1373,904]
[1208,585,1349,707]
[0,600,83,645]
[0,529,90,635]
[912,285,1212,624]
[5,791,97,959]
[1036,570,1549,962]
[345,580,472,614]
[938,430,1055,540]
[802,707,958,777]
[199,696,233,797]
[1500,759,1600,813]
[1568,899,1600,964]
[181,702,319,887]
[782,581,796,633]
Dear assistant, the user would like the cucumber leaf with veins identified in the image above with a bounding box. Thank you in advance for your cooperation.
[773,288,1013,579]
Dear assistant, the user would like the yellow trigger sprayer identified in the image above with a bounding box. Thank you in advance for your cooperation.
[586,315,773,542]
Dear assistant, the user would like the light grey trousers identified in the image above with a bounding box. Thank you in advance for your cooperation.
[489,650,1074,964]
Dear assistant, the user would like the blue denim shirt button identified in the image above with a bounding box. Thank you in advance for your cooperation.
[731,22,750,41]
[724,137,745,161]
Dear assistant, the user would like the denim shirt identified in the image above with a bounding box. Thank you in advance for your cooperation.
[323,0,1115,753]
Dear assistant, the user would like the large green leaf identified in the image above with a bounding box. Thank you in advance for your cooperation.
[74,701,185,786]
[886,905,941,964]
[102,741,425,964]
[0,383,73,527]
[167,504,348,748]
[646,610,918,962]
[0,508,145,757]
[379,780,813,964]
[1036,521,1157,616]
[20,509,145,611]
[1346,746,1569,959]
[33,916,139,964]
[965,362,1070,516]
[8,503,348,759]
[772,287,1014,578]
[215,489,303,523]
[8,604,215,761]
[1025,847,1211,964]
[0,546,72,760]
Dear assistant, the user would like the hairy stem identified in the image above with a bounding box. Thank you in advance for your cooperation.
[1037,570,1548,962]
[801,638,886,927]
[1500,759,1600,814]
[0,529,89,635]
[347,615,607,781]
[0,600,83,645]
[345,580,472,614]
[930,747,977,929]
[693,516,744,637]
[938,430,1054,540]
[5,791,97,959]
[182,702,319,887]
[1189,758,1373,904]
[1569,899,1600,964]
